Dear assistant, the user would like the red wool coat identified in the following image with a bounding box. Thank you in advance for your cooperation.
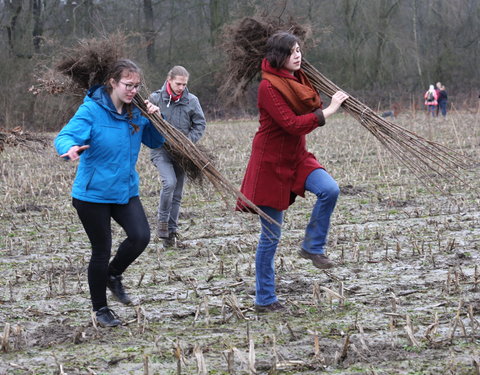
[237,68,326,212]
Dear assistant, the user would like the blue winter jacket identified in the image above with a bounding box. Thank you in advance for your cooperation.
[54,85,165,204]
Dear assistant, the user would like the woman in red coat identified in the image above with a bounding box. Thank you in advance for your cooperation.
[237,32,348,312]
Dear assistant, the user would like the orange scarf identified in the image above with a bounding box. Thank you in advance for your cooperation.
[261,65,321,115]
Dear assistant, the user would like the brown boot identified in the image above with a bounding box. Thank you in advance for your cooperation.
[156,222,169,239]
[298,249,334,269]
[255,301,286,313]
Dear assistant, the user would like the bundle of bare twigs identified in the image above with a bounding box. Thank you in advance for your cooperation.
[132,92,277,223]
[221,17,476,189]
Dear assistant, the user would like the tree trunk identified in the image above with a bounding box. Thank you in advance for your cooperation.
[32,0,43,53]
[209,0,228,47]
[342,0,362,88]
[412,0,424,87]
[370,0,399,83]
[143,0,156,64]
[5,0,23,57]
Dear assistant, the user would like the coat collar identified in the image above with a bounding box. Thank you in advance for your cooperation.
[261,58,300,81]
[160,81,190,106]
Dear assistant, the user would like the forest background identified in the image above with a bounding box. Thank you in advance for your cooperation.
[1,0,479,131]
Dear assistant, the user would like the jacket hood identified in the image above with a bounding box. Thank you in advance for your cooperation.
[261,58,299,81]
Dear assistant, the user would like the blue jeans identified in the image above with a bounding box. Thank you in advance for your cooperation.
[151,149,186,233]
[255,168,339,306]
[427,105,436,117]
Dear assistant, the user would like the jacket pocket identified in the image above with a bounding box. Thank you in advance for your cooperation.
[85,164,121,196]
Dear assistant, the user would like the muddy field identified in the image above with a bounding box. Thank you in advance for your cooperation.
[1,111,480,374]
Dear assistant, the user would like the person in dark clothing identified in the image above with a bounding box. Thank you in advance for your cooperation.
[437,85,448,117]
[54,59,165,327]
[435,82,442,117]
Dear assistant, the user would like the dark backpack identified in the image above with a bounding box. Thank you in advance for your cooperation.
[427,91,435,102]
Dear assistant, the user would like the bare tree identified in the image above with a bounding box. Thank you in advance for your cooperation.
[5,0,24,57]
[32,0,43,53]
[369,0,400,84]
[143,0,155,64]
[209,0,228,46]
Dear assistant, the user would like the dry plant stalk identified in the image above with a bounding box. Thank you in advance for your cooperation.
[222,348,235,373]
[405,315,420,347]
[221,16,477,190]
[143,354,150,375]
[1,323,10,353]
[173,339,184,375]
[424,312,439,342]
[338,333,351,363]
[193,344,208,375]
[248,339,256,374]
[319,286,344,303]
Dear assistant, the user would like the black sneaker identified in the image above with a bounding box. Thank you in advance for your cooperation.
[255,301,286,313]
[95,307,121,327]
[107,275,132,305]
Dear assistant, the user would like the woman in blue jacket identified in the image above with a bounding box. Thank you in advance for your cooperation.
[54,59,165,327]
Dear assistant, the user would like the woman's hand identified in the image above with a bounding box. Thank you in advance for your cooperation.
[60,145,90,161]
[322,91,349,118]
[145,100,160,114]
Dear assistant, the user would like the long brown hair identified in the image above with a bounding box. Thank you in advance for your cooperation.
[105,59,141,132]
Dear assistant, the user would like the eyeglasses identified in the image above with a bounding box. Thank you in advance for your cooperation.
[119,81,142,91]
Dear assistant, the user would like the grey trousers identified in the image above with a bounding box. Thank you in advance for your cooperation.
[151,149,186,233]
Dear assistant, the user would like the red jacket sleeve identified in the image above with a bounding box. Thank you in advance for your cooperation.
[258,80,324,136]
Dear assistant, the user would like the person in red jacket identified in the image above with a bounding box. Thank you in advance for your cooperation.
[237,32,348,312]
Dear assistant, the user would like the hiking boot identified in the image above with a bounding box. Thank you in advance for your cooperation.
[156,221,169,239]
[164,232,176,248]
[163,232,185,249]
[255,301,286,313]
[298,249,334,269]
[95,306,121,327]
[107,275,132,305]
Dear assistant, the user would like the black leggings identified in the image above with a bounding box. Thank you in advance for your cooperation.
[73,196,150,310]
